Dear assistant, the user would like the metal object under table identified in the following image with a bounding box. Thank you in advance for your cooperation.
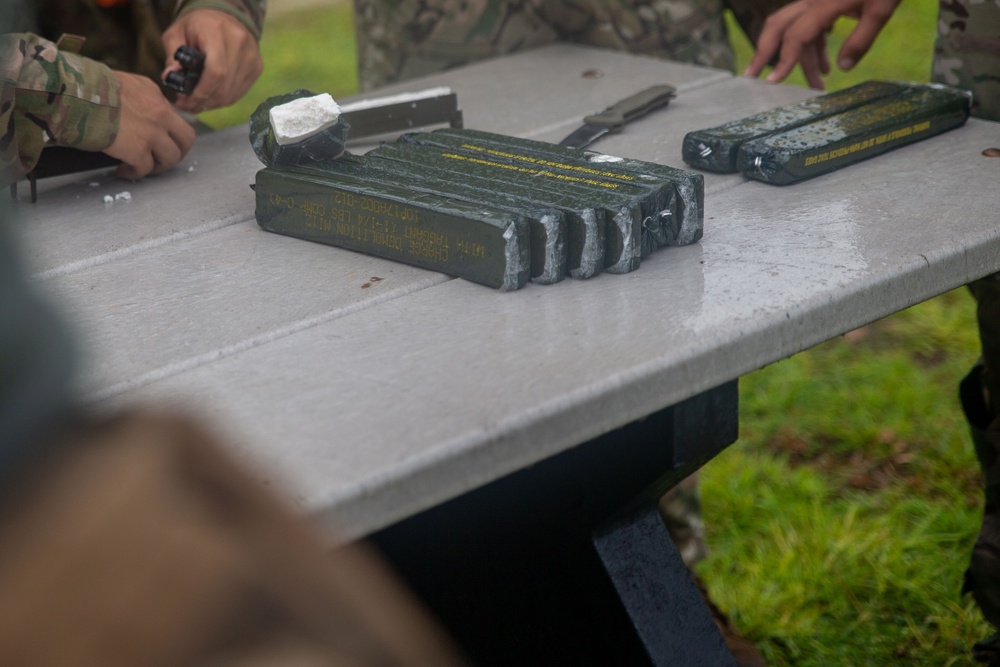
[15,44,1000,665]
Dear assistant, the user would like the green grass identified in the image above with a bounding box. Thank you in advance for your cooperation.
[706,3,990,664]
[700,290,989,665]
[231,2,988,662]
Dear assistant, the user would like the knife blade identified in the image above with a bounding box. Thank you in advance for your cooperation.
[339,87,464,140]
[559,84,676,149]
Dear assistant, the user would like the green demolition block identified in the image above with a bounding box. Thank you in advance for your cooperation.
[254,166,531,291]
[736,83,971,185]
[310,152,568,284]
[371,142,644,274]
[366,143,609,278]
[409,128,703,247]
[682,80,907,173]
[399,129,673,254]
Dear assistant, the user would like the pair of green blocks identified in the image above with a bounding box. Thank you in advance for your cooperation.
[682,80,971,184]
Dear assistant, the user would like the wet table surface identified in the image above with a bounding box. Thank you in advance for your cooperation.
[16,44,1000,541]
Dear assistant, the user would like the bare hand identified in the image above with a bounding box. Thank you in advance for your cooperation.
[105,71,196,180]
[744,0,901,89]
[161,9,264,113]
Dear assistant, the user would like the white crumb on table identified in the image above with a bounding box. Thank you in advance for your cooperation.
[103,191,132,204]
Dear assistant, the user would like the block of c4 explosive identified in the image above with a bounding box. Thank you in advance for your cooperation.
[364,144,607,279]
[403,131,670,255]
[405,127,704,247]
[310,152,568,284]
[736,83,971,185]
[370,142,644,274]
[398,129,675,253]
[681,80,907,173]
[254,166,531,291]
[416,127,705,247]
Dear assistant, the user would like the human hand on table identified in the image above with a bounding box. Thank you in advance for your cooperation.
[743,0,902,89]
[161,9,264,113]
[105,71,196,180]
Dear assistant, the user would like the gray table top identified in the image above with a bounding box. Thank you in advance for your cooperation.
[17,44,1000,540]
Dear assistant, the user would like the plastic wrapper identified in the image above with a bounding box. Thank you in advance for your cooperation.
[249,90,350,168]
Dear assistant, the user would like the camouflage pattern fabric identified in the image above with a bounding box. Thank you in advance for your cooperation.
[31,0,266,87]
[0,0,266,183]
[353,0,734,91]
[932,0,1000,122]
[941,0,1000,649]
[0,33,121,182]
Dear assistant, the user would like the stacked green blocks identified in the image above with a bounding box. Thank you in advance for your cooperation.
[254,128,705,290]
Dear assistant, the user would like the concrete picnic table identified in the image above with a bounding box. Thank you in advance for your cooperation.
[15,44,1000,666]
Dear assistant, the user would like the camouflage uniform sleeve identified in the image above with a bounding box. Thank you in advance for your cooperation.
[932,0,1000,122]
[175,0,267,41]
[0,33,121,183]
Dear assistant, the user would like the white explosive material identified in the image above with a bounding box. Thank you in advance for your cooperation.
[269,93,341,146]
